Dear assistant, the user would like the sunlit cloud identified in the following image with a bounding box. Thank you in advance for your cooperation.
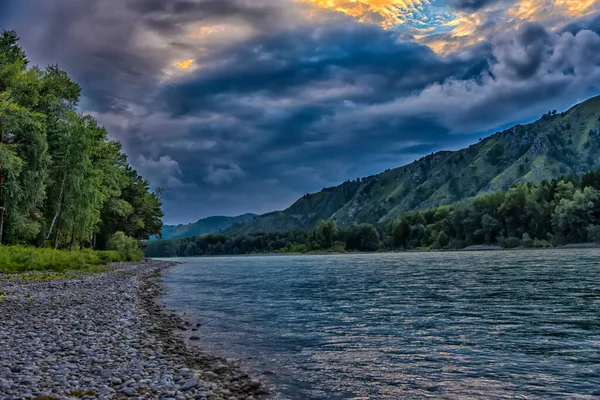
[174,59,195,70]
[300,0,600,55]
[300,0,447,28]
[558,0,599,15]
[510,0,598,21]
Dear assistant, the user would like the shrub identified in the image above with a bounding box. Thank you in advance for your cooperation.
[332,241,347,252]
[436,231,450,248]
[448,239,466,249]
[521,233,534,248]
[532,239,553,248]
[501,237,521,249]
[0,246,114,273]
[95,250,122,263]
[588,225,600,243]
[106,232,144,261]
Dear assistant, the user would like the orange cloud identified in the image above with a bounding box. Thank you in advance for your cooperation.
[510,0,598,21]
[301,0,431,28]
[174,59,195,70]
[421,0,599,54]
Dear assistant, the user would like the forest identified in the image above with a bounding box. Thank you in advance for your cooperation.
[0,31,163,268]
[145,170,600,257]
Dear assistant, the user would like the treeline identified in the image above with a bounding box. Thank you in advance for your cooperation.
[390,170,600,249]
[0,31,163,251]
[144,222,382,257]
[145,170,600,257]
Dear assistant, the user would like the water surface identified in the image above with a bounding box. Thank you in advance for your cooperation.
[160,250,600,399]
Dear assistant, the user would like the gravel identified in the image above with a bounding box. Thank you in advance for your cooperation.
[0,260,270,400]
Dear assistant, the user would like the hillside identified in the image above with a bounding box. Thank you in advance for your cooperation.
[157,214,257,240]
[227,96,600,234]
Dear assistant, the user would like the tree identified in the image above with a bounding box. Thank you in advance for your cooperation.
[588,225,600,243]
[314,220,337,249]
[0,30,163,249]
[437,231,449,248]
[345,224,380,251]
[391,218,411,248]
[553,187,600,243]
[0,85,48,243]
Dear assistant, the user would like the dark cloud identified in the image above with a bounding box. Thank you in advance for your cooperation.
[129,0,281,27]
[563,13,600,36]
[159,23,473,114]
[2,0,600,223]
[492,22,552,80]
[446,0,508,12]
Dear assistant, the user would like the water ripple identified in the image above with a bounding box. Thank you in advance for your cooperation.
[161,250,600,399]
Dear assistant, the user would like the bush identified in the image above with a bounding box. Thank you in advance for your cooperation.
[436,231,450,248]
[0,246,113,273]
[532,239,553,248]
[95,250,122,263]
[521,233,534,248]
[332,241,347,252]
[501,237,521,249]
[106,232,144,261]
[588,225,600,243]
[448,239,466,249]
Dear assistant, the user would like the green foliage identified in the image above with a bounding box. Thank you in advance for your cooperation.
[501,237,522,249]
[314,220,337,250]
[146,220,383,257]
[588,225,600,243]
[553,187,600,243]
[0,246,126,273]
[532,239,553,248]
[106,232,143,262]
[0,30,163,256]
[436,231,450,248]
[332,241,347,252]
[486,143,505,165]
[521,232,534,248]
[344,224,381,251]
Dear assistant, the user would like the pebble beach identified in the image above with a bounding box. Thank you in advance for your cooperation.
[0,260,268,400]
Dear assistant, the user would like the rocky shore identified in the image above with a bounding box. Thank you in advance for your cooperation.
[0,260,269,400]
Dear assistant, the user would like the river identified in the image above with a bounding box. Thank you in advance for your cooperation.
[160,250,600,399]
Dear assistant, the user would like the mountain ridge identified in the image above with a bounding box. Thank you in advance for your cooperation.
[156,213,257,240]
[225,95,600,234]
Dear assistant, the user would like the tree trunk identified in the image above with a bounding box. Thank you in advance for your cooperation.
[54,227,61,250]
[39,210,60,248]
[39,177,65,248]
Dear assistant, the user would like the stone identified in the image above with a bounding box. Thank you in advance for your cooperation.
[0,261,269,400]
[180,376,199,391]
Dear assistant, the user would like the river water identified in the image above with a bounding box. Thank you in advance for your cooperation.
[160,250,600,399]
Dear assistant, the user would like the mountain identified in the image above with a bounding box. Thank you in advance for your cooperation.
[228,96,600,234]
[157,214,257,240]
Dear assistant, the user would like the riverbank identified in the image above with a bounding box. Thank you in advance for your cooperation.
[0,260,268,400]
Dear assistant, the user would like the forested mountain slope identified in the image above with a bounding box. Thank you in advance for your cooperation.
[157,214,256,240]
[229,96,600,234]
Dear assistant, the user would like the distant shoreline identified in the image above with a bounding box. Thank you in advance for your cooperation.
[152,242,600,259]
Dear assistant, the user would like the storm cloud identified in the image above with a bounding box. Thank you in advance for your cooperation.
[447,0,507,12]
[1,0,599,223]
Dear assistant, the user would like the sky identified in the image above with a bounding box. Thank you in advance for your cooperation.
[1,0,600,224]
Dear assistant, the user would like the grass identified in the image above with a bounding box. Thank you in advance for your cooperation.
[0,246,141,274]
